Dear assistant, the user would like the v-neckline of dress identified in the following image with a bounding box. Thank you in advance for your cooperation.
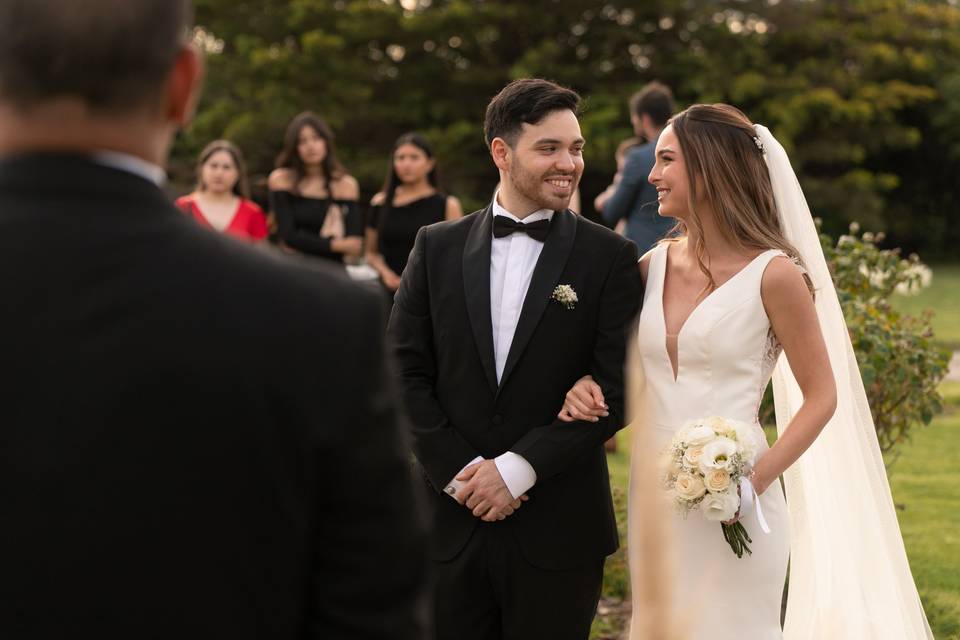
[660,244,775,382]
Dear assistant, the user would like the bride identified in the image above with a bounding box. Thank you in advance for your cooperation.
[560,104,933,638]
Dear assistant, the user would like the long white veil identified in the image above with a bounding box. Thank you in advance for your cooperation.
[757,124,933,639]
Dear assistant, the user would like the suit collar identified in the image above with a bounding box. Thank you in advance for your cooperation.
[89,150,166,186]
[0,153,171,205]
[497,208,578,393]
[463,205,499,392]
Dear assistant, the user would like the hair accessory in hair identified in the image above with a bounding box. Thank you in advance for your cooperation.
[753,135,765,154]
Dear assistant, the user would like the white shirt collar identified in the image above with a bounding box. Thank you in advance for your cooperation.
[491,190,554,225]
[90,150,166,186]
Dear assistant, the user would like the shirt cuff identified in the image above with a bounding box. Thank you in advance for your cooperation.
[494,452,537,500]
[444,456,483,501]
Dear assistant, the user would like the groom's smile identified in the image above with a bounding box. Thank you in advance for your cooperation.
[495,108,585,215]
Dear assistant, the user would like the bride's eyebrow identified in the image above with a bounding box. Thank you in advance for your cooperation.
[656,148,675,159]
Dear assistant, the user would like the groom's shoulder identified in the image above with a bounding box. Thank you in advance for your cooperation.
[415,207,484,246]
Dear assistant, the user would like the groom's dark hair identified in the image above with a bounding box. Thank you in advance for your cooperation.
[484,79,581,148]
[0,0,193,112]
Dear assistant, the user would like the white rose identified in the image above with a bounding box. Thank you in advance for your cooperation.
[674,472,706,502]
[707,416,735,437]
[701,489,740,521]
[698,437,738,474]
[730,421,763,461]
[704,468,732,493]
[683,445,706,469]
[683,424,716,447]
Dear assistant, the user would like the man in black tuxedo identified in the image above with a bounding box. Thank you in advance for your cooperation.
[0,2,426,638]
[388,79,642,638]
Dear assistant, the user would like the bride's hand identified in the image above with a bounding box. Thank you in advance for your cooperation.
[557,375,608,423]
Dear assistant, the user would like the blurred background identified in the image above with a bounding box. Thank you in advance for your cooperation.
[175,0,960,260]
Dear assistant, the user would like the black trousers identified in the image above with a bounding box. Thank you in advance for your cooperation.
[431,523,605,640]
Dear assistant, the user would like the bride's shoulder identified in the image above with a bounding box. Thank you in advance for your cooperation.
[637,242,666,285]
[760,254,812,307]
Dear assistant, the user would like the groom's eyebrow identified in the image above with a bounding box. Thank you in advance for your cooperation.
[533,137,586,146]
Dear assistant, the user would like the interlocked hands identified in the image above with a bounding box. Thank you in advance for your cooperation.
[453,460,528,522]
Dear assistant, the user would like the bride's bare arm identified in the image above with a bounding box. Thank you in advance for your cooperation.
[753,256,837,494]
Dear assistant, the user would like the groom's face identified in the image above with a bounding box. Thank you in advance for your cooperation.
[502,109,584,212]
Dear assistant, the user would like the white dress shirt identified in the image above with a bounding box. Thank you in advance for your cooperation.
[445,193,550,502]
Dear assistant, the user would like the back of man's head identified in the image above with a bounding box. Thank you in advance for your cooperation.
[0,0,192,113]
[629,81,675,130]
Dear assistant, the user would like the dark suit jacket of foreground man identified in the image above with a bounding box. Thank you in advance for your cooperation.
[388,206,641,569]
[0,155,427,639]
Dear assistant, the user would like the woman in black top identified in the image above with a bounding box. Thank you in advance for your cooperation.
[268,112,362,265]
[365,133,462,292]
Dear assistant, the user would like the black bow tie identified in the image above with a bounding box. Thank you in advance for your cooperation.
[492,215,551,242]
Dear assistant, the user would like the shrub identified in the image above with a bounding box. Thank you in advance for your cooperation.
[761,223,950,463]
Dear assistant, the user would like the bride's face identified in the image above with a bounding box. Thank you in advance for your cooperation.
[648,125,690,220]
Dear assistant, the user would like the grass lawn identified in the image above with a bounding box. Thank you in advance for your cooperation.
[593,380,960,639]
[891,264,960,350]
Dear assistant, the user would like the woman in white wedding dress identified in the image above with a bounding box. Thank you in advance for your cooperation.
[561,104,933,639]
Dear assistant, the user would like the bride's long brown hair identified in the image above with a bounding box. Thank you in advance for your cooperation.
[667,104,813,295]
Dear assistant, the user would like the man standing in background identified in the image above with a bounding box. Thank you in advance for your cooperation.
[599,81,677,254]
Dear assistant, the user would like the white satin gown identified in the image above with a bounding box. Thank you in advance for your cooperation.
[635,243,792,639]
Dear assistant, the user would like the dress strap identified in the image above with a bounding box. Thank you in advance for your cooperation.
[641,242,669,305]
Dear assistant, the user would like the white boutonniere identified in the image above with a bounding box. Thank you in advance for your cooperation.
[551,284,578,310]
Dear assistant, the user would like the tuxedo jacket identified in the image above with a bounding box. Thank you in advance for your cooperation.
[0,155,427,639]
[388,206,642,569]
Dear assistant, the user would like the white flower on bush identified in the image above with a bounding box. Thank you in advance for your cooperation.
[858,262,888,289]
[704,468,732,493]
[701,488,740,521]
[674,472,706,501]
[698,437,738,474]
[895,263,933,297]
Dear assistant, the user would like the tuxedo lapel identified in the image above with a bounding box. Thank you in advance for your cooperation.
[498,209,577,394]
[462,206,498,393]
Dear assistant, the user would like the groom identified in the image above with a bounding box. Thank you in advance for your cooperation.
[388,79,642,638]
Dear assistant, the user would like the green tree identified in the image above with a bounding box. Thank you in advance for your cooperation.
[177,0,960,257]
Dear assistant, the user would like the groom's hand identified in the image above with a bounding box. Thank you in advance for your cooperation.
[455,460,523,521]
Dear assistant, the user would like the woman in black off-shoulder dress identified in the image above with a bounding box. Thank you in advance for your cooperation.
[268,111,362,266]
[365,133,462,295]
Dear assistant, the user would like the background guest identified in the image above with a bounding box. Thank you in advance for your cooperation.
[176,140,267,242]
[601,81,677,254]
[594,136,643,219]
[268,112,362,264]
[365,133,462,294]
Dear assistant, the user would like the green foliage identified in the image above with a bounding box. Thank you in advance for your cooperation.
[759,225,950,462]
[822,224,950,460]
[179,1,960,257]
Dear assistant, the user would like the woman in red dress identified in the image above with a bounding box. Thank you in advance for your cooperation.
[176,140,267,242]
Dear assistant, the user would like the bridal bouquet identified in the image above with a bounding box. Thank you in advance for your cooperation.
[660,416,764,557]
